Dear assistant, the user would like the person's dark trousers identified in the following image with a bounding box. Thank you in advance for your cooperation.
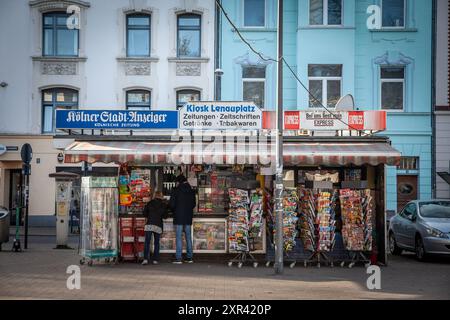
[151,231,161,261]
[144,231,152,261]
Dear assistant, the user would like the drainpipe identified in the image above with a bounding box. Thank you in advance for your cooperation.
[431,0,437,199]
[214,0,222,101]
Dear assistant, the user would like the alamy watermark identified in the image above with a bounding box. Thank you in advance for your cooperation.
[66,265,81,290]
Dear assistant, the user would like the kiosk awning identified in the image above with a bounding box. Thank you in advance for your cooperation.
[64,140,401,166]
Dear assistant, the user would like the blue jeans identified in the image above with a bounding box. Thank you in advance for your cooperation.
[144,231,160,261]
[175,224,193,261]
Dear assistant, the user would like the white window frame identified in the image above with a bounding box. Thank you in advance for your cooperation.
[308,75,342,109]
[309,0,343,27]
[381,0,406,29]
[242,67,266,109]
[242,0,266,28]
[380,66,405,112]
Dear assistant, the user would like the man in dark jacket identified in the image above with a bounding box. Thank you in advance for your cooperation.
[142,191,169,265]
[170,174,196,264]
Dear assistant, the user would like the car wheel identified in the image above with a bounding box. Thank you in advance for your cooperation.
[415,236,428,262]
[389,232,402,255]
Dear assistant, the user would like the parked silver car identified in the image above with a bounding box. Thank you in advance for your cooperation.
[388,200,450,261]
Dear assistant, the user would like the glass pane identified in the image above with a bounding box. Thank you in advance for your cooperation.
[57,16,69,26]
[127,106,150,111]
[381,67,404,79]
[310,0,323,25]
[242,66,266,78]
[381,82,404,110]
[327,80,341,108]
[43,29,54,55]
[309,80,323,108]
[56,89,78,103]
[244,0,265,27]
[128,16,150,26]
[177,91,200,106]
[328,0,342,25]
[44,15,53,26]
[243,81,264,108]
[43,91,53,102]
[56,29,78,55]
[127,29,150,56]
[178,29,200,57]
[178,15,201,27]
[308,64,342,77]
[382,0,405,27]
[43,106,53,133]
[127,91,150,104]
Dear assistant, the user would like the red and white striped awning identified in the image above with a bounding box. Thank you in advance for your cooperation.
[64,140,400,166]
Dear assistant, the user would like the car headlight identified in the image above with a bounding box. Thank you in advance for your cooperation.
[425,226,448,239]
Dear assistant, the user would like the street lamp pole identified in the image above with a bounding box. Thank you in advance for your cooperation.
[275,0,284,275]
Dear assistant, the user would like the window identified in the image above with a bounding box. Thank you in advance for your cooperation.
[242,66,265,109]
[126,90,151,110]
[177,14,201,58]
[397,157,419,170]
[126,14,151,57]
[382,0,405,28]
[309,0,342,26]
[308,64,342,108]
[176,90,201,110]
[244,0,265,27]
[381,67,405,111]
[42,88,78,133]
[401,203,417,220]
[43,12,78,56]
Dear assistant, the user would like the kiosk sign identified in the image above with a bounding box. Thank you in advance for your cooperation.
[179,102,262,130]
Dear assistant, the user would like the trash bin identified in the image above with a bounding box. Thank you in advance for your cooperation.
[0,206,10,248]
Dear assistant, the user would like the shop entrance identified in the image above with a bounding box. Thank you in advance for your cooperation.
[8,169,23,226]
[397,175,418,212]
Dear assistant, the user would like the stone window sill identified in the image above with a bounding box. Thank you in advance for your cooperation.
[370,28,418,33]
[168,57,210,63]
[31,56,87,62]
[117,57,159,63]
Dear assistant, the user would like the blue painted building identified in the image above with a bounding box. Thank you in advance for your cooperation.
[218,0,433,212]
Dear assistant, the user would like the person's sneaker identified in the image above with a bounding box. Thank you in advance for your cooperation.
[141,259,148,265]
[152,260,159,265]
[172,260,183,264]
[184,258,194,264]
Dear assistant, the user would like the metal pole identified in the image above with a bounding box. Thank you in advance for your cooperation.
[274,0,284,274]
[24,172,29,249]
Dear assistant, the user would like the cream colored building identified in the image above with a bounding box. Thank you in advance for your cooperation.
[0,0,216,226]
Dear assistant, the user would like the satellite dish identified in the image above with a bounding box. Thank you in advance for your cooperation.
[335,94,355,111]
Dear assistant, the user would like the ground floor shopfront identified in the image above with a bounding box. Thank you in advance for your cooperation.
[62,135,400,265]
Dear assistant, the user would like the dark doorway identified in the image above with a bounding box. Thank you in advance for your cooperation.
[397,175,418,212]
[9,169,23,226]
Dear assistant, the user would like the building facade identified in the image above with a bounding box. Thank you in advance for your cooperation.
[434,0,450,199]
[219,0,434,212]
[0,0,215,226]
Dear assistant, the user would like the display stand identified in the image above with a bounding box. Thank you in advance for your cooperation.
[300,189,337,268]
[79,177,119,266]
[338,189,373,268]
[227,188,261,268]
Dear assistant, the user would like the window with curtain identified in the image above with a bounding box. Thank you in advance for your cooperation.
[42,88,78,133]
[127,13,151,57]
[309,0,342,26]
[126,90,151,110]
[242,66,266,109]
[176,90,201,109]
[308,64,342,108]
[177,14,201,58]
[381,67,405,110]
[43,12,78,56]
[244,0,265,27]
[382,0,405,27]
